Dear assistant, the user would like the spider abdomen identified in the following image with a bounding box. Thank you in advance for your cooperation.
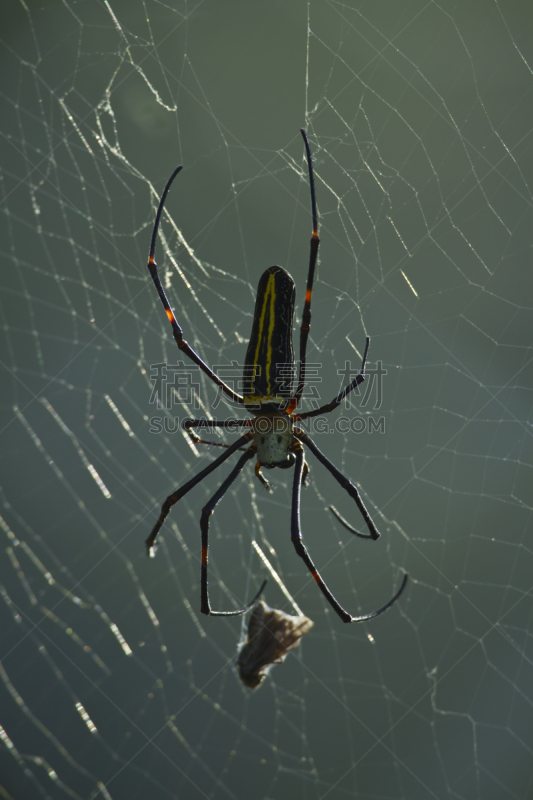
[243,266,295,414]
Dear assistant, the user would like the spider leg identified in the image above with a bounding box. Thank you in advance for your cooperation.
[289,129,320,412]
[291,447,408,624]
[200,449,267,616]
[148,167,243,405]
[329,505,372,540]
[295,430,380,540]
[297,337,370,421]
[255,462,274,492]
[183,419,251,430]
[187,429,251,453]
[146,432,252,556]
[184,419,252,451]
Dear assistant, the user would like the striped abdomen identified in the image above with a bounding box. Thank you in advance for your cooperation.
[243,266,295,414]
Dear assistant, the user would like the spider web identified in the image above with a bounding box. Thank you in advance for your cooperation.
[1,1,533,798]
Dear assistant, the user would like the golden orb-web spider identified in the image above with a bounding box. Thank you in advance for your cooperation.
[145,130,408,624]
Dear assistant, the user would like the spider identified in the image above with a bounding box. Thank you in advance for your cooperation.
[145,129,408,624]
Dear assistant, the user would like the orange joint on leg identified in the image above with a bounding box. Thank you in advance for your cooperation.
[201,546,208,565]
[310,569,320,583]
[305,288,312,303]
[166,309,174,323]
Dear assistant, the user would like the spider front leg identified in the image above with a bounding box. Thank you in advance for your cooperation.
[329,505,372,540]
[200,449,267,616]
[146,432,252,556]
[291,446,407,624]
[296,429,379,540]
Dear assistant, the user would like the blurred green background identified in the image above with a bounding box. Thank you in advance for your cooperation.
[1,1,532,798]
